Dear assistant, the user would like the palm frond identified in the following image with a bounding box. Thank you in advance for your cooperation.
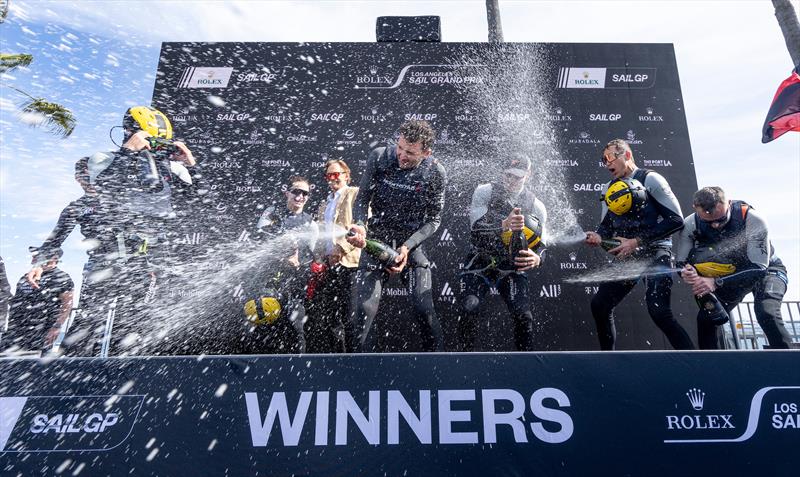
[0,53,33,73]
[20,98,76,138]
[0,0,9,24]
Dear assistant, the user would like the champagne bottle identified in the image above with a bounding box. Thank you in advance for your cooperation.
[364,238,399,265]
[600,238,621,252]
[695,293,730,326]
[508,210,527,262]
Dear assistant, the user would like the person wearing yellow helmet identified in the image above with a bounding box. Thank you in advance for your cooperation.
[457,153,547,352]
[676,186,794,349]
[584,139,694,351]
[80,106,202,356]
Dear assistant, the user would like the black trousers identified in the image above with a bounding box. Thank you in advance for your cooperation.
[590,251,695,350]
[347,246,443,353]
[458,267,534,351]
[697,263,793,349]
[305,265,355,353]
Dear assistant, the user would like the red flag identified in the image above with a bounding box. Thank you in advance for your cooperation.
[762,66,800,143]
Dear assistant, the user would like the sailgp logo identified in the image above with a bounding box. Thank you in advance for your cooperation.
[0,395,145,452]
[178,67,233,89]
[663,386,800,444]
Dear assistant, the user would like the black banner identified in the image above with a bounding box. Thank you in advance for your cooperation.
[148,42,699,352]
[1,353,798,476]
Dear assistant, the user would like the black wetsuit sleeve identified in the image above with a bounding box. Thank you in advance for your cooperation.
[38,201,80,252]
[353,148,382,227]
[403,164,446,250]
[595,212,615,239]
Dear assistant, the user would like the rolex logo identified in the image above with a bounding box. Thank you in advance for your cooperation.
[569,252,577,262]
[646,106,654,115]
[369,66,378,75]
[686,388,705,411]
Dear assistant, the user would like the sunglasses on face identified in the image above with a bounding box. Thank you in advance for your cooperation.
[325,171,345,180]
[290,188,309,197]
[700,208,730,226]
[602,150,626,165]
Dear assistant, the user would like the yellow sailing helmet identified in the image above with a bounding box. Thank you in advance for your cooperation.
[243,293,282,326]
[123,106,173,139]
[604,178,646,216]
[501,217,543,251]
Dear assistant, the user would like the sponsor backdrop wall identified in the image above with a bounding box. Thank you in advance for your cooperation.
[152,42,699,352]
[1,353,798,475]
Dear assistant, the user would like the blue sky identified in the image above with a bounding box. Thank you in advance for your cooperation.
[1,0,798,301]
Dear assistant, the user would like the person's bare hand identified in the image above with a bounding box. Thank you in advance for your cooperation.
[609,236,639,259]
[387,245,409,275]
[172,141,196,166]
[26,266,43,289]
[346,225,366,248]
[122,130,152,152]
[514,249,541,271]
[585,231,601,246]
[502,207,524,232]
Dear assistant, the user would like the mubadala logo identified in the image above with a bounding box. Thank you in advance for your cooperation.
[589,113,622,121]
[244,387,573,447]
[573,183,603,192]
[310,112,345,122]
[568,131,601,145]
[178,66,233,89]
[639,106,664,122]
[560,251,588,270]
[0,395,145,452]
[626,130,644,145]
[439,282,456,304]
[539,284,562,298]
[451,158,485,167]
[643,159,673,167]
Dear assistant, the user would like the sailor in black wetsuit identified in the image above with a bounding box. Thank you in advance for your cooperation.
[237,176,316,354]
[346,120,446,352]
[585,139,695,350]
[25,157,108,355]
[676,186,794,349]
[458,154,546,351]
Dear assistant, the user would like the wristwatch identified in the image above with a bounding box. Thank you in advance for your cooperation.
[714,277,724,287]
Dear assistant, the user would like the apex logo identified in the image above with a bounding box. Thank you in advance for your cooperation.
[439,282,456,304]
[238,230,251,242]
[439,228,455,246]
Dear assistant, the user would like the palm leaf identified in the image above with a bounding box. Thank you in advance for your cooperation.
[0,53,33,73]
[20,98,76,138]
[0,0,9,24]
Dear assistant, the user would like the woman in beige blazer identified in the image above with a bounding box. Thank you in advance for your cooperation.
[305,159,361,353]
